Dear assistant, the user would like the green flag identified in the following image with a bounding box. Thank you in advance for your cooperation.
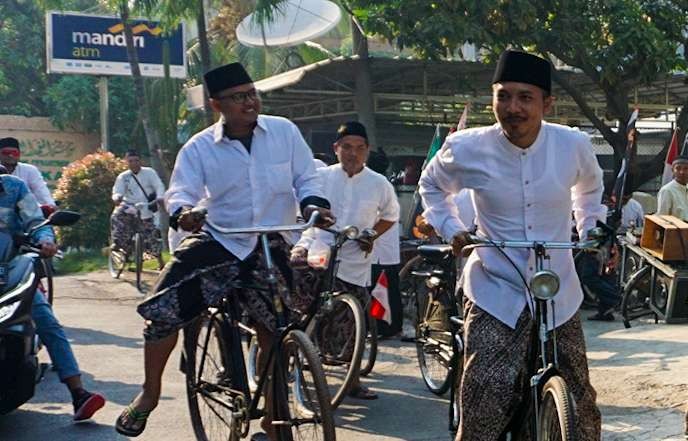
[422,124,443,169]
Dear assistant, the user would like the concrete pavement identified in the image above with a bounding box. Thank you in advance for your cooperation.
[0,270,685,440]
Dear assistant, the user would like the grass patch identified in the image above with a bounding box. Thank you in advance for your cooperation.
[53,249,171,275]
[54,249,108,274]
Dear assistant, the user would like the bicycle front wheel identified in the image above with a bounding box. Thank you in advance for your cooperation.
[134,233,143,292]
[310,293,365,409]
[415,289,452,395]
[184,315,239,441]
[537,376,577,441]
[278,329,336,441]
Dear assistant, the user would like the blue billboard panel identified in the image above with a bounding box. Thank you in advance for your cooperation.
[46,11,186,78]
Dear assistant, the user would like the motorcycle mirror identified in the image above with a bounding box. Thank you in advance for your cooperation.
[48,210,81,227]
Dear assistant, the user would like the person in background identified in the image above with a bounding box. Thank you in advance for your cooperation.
[657,155,688,220]
[111,150,166,270]
[291,122,400,399]
[0,137,56,212]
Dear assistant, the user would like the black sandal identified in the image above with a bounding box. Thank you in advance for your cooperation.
[115,405,153,437]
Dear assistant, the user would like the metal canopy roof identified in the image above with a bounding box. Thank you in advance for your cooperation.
[186,55,686,128]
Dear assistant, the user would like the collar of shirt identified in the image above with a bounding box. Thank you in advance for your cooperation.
[213,115,268,144]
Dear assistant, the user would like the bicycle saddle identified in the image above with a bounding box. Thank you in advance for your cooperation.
[418,244,453,263]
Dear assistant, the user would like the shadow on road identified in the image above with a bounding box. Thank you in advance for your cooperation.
[64,326,143,349]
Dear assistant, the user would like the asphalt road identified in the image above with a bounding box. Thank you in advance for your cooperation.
[0,270,685,440]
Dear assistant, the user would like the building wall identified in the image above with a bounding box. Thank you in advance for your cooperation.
[0,115,99,188]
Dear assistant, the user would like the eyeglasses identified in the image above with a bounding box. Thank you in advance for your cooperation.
[215,89,259,104]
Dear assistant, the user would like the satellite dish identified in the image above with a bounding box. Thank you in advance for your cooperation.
[236,0,342,48]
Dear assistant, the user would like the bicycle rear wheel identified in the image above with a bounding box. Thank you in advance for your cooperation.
[537,376,577,441]
[134,233,143,292]
[359,311,377,377]
[310,293,365,409]
[277,329,335,441]
[185,315,240,441]
[621,265,652,329]
[415,288,452,395]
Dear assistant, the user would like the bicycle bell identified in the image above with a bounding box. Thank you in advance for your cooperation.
[342,225,359,240]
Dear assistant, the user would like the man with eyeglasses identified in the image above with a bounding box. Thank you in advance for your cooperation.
[116,62,333,440]
[0,137,56,213]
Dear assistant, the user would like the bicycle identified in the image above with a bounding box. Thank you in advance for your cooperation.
[108,200,162,292]
[182,211,336,441]
[411,244,460,396]
[461,233,602,440]
[247,224,369,409]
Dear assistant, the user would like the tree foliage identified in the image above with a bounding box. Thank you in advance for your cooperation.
[344,0,688,186]
[53,151,127,249]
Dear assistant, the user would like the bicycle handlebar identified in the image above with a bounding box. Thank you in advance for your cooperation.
[204,210,320,235]
[464,234,600,251]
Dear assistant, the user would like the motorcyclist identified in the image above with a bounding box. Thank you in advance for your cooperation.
[0,172,105,421]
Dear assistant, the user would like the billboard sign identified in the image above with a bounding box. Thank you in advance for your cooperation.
[46,11,186,78]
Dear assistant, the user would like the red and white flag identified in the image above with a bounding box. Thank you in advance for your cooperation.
[663,129,679,186]
[370,271,392,324]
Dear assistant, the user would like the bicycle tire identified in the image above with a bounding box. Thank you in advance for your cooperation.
[415,288,452,395]
[399,255,426,324]
[278,329,336,441]
[537,375,577,441]
[185,315,239,441]
[448,363,461,433]
[621,265,652,329]
[359,312,377,377]
[40,258,54,306]
[108,244,126,279]
[134,233,143,292]
[308,293,365,409]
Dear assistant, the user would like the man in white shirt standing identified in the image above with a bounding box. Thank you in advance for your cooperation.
[0,137,56,210]
[111,150,166,270]
[116,63,333,439]
[420,50,604,440]
[291,121,400,400]
[657,155,688,220]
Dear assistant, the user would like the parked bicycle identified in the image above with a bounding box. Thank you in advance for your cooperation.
[108,200,162,292]
[459,232,602,440]
[182,210,335,441]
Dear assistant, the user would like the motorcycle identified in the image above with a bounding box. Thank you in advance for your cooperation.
[0,210,80,414]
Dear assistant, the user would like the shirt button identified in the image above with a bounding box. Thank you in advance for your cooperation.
[525,180,530,185]
[527,203,532,207]
[528,225,532,230]
[529,266,534,271]
[522,152,526,156]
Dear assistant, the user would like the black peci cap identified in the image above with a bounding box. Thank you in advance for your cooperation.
[335,121,368,142]
[204,63,254,97]
[0,137,19,150]
[492,50,551,94]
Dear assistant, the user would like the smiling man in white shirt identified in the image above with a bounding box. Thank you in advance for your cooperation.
[116,62,333,439]
[291,121,400,400]
[657,155,688,220]
[420,50,604,440]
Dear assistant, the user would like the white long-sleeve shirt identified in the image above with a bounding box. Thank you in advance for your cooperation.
[657,179,688,220]
[419,122,606,329]
[112,167,166,220]
[296,165,400,286]
[12,162,55,206]
[166,115,325,260]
